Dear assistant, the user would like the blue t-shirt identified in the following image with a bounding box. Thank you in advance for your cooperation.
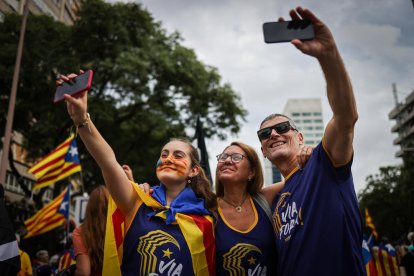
[122,204,195,275]
[271,143,365,276]
[216,196,277,276]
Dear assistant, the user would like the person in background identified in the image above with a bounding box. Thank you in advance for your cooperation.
[257,7,364,275]
[72,186,108,276]
[16,234,32,276]
[33,250,52,276]
[400,232,414,276]
[408,232,414,252]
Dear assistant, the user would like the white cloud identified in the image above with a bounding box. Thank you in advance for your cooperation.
[131,0,414,193]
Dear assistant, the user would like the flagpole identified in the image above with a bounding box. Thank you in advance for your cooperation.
[0,0,31,184]
[65,183,71,245]
[367,233,373,245]
[79,171,85,195]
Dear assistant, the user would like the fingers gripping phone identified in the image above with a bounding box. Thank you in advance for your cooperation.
[54,70,93,103]
[263,20,315,43]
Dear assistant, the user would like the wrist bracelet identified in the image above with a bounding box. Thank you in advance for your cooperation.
[76,113,91,133]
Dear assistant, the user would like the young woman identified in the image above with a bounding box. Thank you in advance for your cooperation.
[58,72,216,275]
[73,186,108,276]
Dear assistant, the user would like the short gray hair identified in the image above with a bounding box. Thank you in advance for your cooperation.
[259,113,298,130]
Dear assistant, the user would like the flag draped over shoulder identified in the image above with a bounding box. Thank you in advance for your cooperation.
[24,186,70,238]
[103,194,125,276]
[365,208,378,240]
[28,134,81,190]
[103,183,215,276]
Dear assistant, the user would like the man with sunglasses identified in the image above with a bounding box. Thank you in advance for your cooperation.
[257,7,364,276]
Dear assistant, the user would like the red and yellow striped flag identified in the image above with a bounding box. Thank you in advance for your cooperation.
[24,186,70,238]
[58,249,75,271]
[102,195,125,276]
[102,183,215,276]
[365,208,378,240]
[372,246,399,276]
[28,134,81,190]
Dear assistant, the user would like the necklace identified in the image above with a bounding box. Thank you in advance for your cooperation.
[221,194,248,213]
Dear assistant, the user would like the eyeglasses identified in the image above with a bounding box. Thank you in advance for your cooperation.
[257,121,296,141]
[216,153,246,163]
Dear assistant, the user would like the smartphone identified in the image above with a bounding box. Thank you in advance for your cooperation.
[54,70,93,104]
[263,20,314,43]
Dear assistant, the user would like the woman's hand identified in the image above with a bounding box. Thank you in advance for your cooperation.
[297,145,314,169]
[137,182,152,196]
[56,70,88,125]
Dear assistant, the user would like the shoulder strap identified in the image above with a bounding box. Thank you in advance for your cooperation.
[252,192,272,223]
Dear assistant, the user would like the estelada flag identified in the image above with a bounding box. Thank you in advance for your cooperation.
[29,134,81,190]
[372,244,399,276]
[102,183,215,276]
[24,186,70,238]
[362,239,378,276]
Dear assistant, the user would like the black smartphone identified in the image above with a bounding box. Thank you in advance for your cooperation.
[263,20,314,43]
[54,70,93,104]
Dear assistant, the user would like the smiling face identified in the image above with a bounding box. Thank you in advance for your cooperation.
[216,145,254,186]
[156,140,197,186]
[259,116,304,164]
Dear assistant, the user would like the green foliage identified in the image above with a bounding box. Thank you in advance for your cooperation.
[359,155,414,243]
[0,0,247,190]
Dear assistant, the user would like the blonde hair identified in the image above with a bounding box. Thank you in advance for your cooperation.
[215,141,264,197]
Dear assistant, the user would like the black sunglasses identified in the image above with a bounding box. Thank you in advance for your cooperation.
[257,121,296,141]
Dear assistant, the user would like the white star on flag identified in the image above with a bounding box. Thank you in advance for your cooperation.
[59,201,68,212]
[68,146,78,157]
[385,244,395,253]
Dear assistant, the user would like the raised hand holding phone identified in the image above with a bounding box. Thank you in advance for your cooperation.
[55,70,89,125]
[263,20,314,43]
[54,69,93,104]
[263,7,336,59]
[286,7,336,58]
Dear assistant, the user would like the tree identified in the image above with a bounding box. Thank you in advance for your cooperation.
[358,154,414,243]
[0,0,247,194]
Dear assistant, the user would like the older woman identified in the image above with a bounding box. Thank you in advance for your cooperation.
[215,141,311,275]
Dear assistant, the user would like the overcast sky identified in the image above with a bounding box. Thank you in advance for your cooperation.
[129,0,414,194]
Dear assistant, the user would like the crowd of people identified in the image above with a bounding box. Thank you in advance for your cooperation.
[11,6,414,276]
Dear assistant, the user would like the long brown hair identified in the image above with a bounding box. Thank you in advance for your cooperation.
[81,185,109,273]
[215,141,264,197]
[169,138,217,212]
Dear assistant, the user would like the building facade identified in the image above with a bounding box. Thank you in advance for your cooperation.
[389,90,414,158]
[0,0,80,25]
[0,0,81,233]
[263,98,324,185]
[283,98,324,146]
